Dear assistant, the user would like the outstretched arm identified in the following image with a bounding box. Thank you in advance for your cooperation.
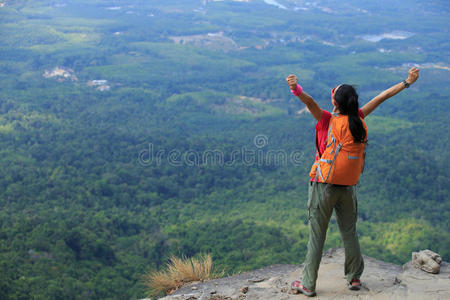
[286,74,323,121]
[361,67,419,117]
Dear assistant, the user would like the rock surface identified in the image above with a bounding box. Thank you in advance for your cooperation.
[412,249,442,274]
[156,248,450,300]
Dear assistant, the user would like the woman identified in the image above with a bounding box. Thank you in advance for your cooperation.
[286,67,420,297]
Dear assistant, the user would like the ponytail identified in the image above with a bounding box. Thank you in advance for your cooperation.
[334,85,366,143]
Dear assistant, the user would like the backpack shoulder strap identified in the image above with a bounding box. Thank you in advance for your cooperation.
[326,115,338,153]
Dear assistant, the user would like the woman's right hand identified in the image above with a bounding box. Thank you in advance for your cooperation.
[406,67,420,85]
[286,74,298,90]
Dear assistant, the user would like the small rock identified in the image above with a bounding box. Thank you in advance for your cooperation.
[248,278,265,283]
[209,296,231,300]
[239,286,248,294]
[191,286,198,290]
[288,288,298,295]
[394,277,402,285]
[280,287,288,293]
[412,250,442,274]
[210,290,217,294]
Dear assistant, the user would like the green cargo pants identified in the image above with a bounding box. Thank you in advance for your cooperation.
[302,182,364,290]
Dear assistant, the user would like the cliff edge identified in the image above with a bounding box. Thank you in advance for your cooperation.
[156,248,449,300]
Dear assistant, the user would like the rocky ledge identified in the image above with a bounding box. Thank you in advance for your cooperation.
[157,248,449,300]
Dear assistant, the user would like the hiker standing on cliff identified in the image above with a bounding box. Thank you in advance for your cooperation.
[286,67,420,297]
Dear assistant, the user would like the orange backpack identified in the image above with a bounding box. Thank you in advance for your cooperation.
[309,113,368,186]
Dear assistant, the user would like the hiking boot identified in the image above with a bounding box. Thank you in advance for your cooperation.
[291,280,316,297]
[348,278,361,290]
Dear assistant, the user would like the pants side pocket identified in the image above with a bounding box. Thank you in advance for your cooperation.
[308,182,314,219]
[351,186,358,216]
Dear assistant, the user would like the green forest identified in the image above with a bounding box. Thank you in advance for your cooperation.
[0,0,449,299]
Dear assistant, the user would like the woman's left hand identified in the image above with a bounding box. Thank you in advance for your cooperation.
[286,74,298,90]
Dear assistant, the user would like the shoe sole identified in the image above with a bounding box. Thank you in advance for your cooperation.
[348,285,361,291]
[291,287,316,297]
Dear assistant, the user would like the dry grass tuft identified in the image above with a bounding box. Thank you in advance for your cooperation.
[143,253,224,298]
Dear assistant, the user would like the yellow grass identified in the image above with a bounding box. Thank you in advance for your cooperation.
[143,253,224,298]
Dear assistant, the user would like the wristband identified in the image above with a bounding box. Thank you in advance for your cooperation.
[402,80,410,88]
[291,84,303,96]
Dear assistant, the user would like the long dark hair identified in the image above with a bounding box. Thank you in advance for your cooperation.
[334,84,366,143]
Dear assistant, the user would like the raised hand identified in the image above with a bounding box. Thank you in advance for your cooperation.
[406,67,420,85]
[286,74,298,90]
